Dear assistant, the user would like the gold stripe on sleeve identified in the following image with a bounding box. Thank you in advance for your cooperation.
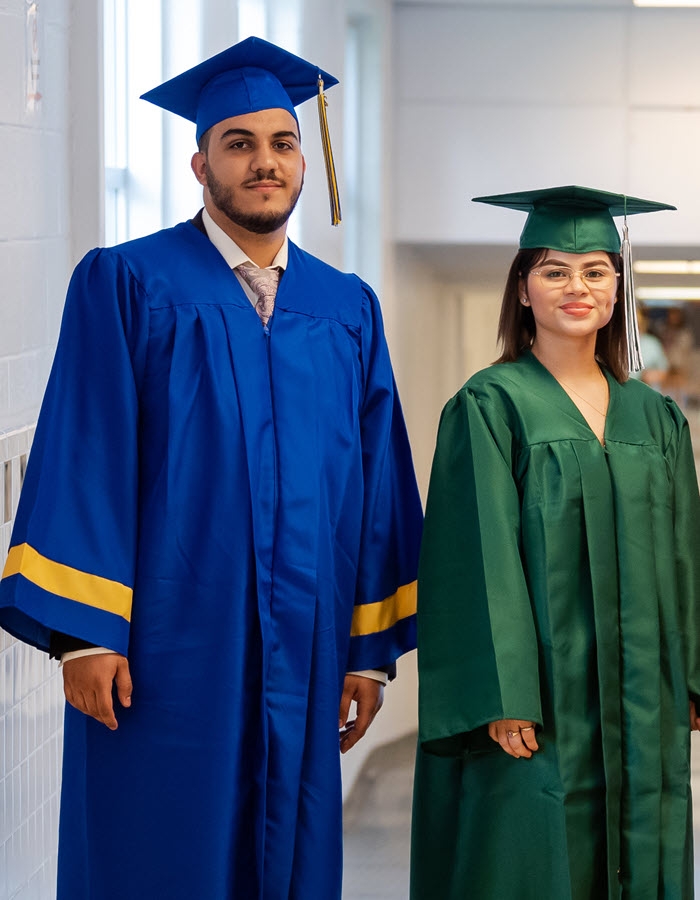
[350,580,417,637]
[2,543,133,621]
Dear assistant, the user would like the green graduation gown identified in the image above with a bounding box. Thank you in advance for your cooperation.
[411,351,700,900]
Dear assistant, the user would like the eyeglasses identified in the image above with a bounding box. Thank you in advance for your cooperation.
[529,265,620,291]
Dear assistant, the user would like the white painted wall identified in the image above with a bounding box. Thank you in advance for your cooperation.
[394,2,700,246]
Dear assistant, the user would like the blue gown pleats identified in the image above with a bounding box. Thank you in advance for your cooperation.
[0,221,423,899]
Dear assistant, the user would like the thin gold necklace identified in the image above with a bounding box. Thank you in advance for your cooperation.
[555,370,608,418]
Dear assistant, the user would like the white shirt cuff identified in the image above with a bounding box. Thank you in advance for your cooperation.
[347,669,389,685]
[59,646,116,667]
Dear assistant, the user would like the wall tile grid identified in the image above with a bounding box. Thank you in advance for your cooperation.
[0,426,63,900]
[1,2,70,893]
[0,0,71,436]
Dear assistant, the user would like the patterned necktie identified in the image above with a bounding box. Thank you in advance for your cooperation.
[236,265,281,326]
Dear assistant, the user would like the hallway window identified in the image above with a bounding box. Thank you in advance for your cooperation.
[344,9,383,288]
[104,0,128,246]
[238,0,267,39]
[103,0,164,245]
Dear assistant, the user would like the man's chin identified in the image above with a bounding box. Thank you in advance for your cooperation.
[230,212,291,235]
[206,173,302,237]
[215,203,294,235]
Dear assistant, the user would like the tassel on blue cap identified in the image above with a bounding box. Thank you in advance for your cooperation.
[317,75,341,226]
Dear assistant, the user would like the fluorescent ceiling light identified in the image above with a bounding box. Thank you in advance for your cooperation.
[634,1,700,6]
[633,260,700,274]
[636,287,700,300]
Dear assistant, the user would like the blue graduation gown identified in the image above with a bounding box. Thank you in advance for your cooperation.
[0,220,422,899]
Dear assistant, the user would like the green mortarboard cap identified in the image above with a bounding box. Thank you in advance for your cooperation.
[472,185,676,253]
[140,36,338,142]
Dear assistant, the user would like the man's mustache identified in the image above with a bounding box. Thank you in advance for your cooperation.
[243,172,285,187]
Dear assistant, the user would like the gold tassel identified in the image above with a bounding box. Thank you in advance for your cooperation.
[317,75,342,226]
[622,210,644,373]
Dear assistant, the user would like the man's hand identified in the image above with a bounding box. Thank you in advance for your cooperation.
[338,674,384,754]
[62,653,132,731]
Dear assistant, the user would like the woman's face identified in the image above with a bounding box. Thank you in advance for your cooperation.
[520,250,619,346]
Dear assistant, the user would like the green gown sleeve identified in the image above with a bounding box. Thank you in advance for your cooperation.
[665,399,700,698]
[417,387,542,757]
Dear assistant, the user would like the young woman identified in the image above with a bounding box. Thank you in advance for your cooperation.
[411,187,700,900]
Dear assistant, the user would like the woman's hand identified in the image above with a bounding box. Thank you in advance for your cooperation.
[488,719,539,758]
[689,700,700,731]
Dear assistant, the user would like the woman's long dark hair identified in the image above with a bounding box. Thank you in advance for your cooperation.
[495,248,628,382]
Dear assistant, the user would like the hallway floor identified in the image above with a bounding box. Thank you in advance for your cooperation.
[343,733,415,900]
[342,732,700,900]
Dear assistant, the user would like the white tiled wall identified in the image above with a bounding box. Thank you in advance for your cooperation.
[1,1,72,897]
[1,426,64,900]
[0,0,71,434]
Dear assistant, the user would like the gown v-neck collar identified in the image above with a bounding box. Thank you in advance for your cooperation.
[521,349,615,447]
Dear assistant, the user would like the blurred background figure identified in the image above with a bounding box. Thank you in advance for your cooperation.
[659,306,696,406]
[630,304,669,391]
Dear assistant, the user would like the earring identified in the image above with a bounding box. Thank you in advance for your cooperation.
[520,297,529,305]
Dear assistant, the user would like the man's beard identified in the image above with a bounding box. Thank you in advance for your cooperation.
[206,169,303,235]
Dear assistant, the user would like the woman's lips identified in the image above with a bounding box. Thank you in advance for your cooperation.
[560,303,593,317]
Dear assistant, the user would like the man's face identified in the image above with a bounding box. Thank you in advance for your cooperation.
[191,108,306,235]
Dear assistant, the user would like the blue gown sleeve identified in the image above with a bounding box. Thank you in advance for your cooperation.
[345,285,423,672]
[0,248,148,654]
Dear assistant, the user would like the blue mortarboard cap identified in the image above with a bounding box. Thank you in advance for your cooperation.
[140,36,339,142]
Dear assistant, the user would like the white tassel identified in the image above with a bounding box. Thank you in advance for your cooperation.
[622,217,643,373]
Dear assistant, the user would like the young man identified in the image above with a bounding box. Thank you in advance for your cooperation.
[0,38,422,899]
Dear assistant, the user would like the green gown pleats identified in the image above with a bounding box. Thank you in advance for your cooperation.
[412,352,700,900]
